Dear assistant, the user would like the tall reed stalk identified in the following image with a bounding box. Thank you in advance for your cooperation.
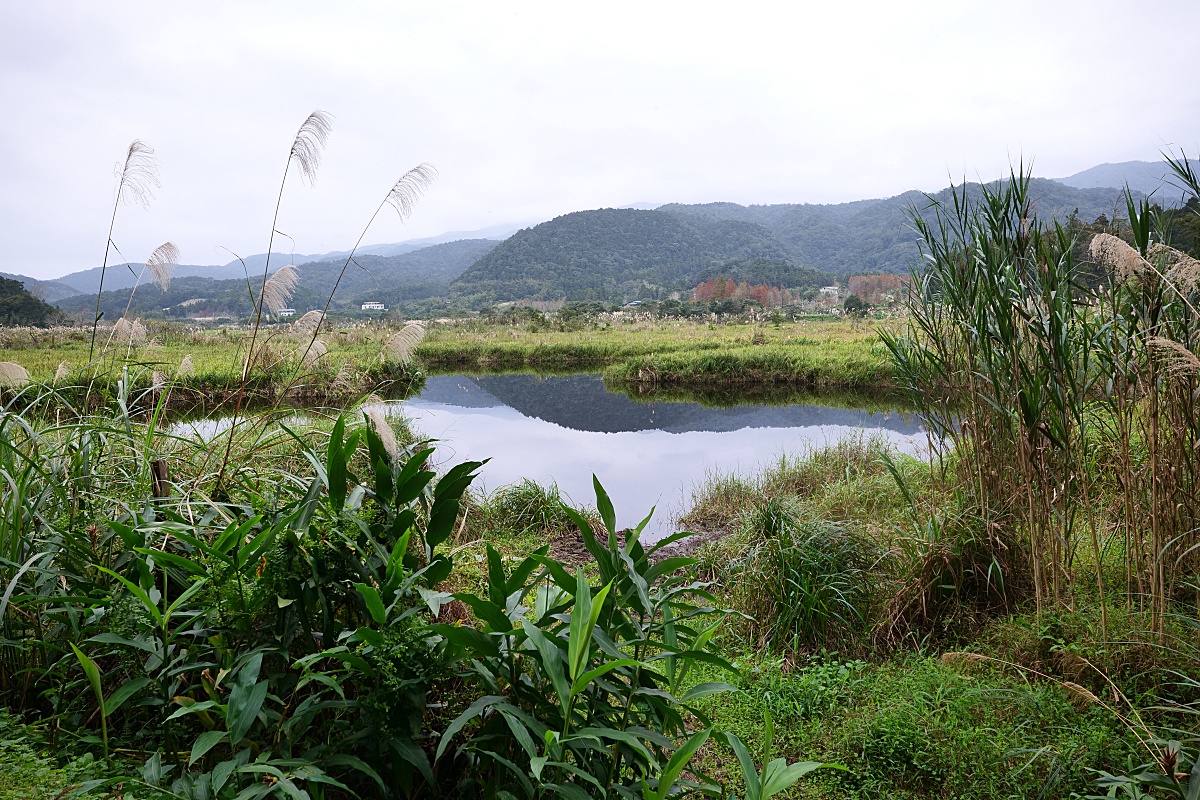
[882,165,1200,634]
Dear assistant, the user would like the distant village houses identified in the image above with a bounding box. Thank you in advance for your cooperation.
[361,301,387,311]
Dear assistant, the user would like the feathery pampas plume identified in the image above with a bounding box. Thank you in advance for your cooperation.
[385,164,439,222]
[262,265,299,313]
[1089,233,1147,283]
[1148,336,1200,377]
[109,317,148,348]
[292,309,325,335]
[177,355,194,377]
[0,362,29,387]
[145,241,180,292]
[385,322,426,364]
[152,370,166,390]
[114,140,159,208]
[299,338,327,368]
[366,406,399,462]
[55,362,71,382]
[1150,242,1200,294]
[290,111,333,186]
[332,364,356,393]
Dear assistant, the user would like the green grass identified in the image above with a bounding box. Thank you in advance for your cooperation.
[418,317,893,388]
[687,653,1137,799]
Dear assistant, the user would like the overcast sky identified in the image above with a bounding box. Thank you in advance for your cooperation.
[4,1,1200,280]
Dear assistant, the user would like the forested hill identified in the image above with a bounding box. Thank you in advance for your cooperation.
[54,239,497,319]
[0,276,63,326]
[662,178,1142,277]
[448,179,1139,304]
[448,208,830,304]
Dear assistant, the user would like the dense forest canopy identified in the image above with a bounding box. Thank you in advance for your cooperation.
[0,275,62,326]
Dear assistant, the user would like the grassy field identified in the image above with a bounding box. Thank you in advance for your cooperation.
[417,315,893,389]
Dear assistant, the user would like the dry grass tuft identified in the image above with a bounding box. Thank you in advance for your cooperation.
[263,265,299,313]
[108,317,148,348]
[1148,336,1200,377]
[386,322,426,364]
[289,111,333,186]
[292,310,325,335]
[366,406,400,462]
[1090,233,1147,283]
[177,355,194,377]
[114,139,159,208]
[145,242,180,292]
[0,362,29,387]
[54,362,71,382]
[299,339,328,368]
[385,164,438,221]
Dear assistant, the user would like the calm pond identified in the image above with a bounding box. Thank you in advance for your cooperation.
[394,373,929,537]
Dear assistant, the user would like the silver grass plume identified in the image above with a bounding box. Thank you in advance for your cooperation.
[114,140,160,208]
[289,111,333,186]
[332,363,356,393]
[299,338,327,368]
[152,370,166,390]
[1150,242,1200,294]
[177,354,194,377]
[1089,233,1147,283]
[385,164,439,222]
[385,322,426,364]
[262,265,299,313]
[366,406,399,462]
[0,362,29,387]
[109,317,148,348]
[1148,336,1200,377]
[292,309,325,335]
[55,362,71,382]
[146,241,180,292]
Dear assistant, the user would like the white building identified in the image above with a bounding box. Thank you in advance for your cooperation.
[361,301,387,311]
[819,286,839,298]
[275,308,296,318]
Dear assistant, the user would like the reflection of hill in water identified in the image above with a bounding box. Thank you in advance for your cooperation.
[413,374,924,435]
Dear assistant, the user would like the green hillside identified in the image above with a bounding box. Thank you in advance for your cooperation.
[53,239,496,320]
[448,208,816,304]
[664,178,1142,276]
[0,276,63,326]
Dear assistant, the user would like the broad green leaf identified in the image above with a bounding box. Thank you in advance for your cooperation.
[95,566,162,627]
[69,643,105,716]
[570,658,638,698]
[680,682,736,704]
[355,583,387,625]
[435,694,505,761]
[189,730,227,765]
[105,676,153,715]
[522,620,570,718]
[592,474,617,538]
[227,653,267,745]
[646,728,711,800]
[760,759,827,798]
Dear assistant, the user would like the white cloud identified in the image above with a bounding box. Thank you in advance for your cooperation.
[3,0,1200,278]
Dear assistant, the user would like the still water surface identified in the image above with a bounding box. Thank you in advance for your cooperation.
[394,374,928,537]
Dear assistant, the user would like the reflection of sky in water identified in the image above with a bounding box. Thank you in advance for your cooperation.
[395,393,930,539]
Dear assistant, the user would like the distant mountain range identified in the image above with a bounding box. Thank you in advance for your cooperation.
[5,161,1193,314]
[53,239,500,320]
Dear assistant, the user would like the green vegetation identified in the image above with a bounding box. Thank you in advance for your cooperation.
[418,316,892,390]
[0,275,62,326]
[0,323,424,413]
[53,240,498,321]
[448,208,835,305]
[661,177,1148,277]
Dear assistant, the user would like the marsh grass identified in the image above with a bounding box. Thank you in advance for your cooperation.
[680,432,929,533]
